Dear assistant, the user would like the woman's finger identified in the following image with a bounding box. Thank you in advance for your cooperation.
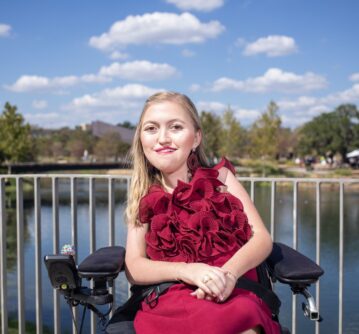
[196,288,206,299]
[209,269,227,288]
[202,277,224,299]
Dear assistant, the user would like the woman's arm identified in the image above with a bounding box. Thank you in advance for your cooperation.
[125,223,181,285]
[125,222,228,298]
[192,168,273,302]
[220,168,273,279]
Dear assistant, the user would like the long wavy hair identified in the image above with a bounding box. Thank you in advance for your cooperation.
[126,91,209,226]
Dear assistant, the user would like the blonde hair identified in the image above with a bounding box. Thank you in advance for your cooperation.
[126,91,209,226]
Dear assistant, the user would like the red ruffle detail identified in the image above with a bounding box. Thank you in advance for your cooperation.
[139,158,251,262]
[213,156,236,174]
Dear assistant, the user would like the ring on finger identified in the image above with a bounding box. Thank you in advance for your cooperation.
[202,275,212,284]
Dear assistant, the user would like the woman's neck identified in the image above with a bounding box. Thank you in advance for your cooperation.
[161,170,189,193]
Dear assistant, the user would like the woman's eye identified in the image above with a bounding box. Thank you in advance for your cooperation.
[144,126,157,132]
[171,124,183,130]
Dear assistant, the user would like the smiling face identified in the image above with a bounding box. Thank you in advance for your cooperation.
[140,101,201,178]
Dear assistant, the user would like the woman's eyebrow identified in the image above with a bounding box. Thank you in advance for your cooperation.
[142,119,186,126]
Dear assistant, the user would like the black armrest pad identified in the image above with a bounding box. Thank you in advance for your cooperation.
[78,246,125,278]
[267,242,324,285]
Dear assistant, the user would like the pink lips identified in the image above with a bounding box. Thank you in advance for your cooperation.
[155,146,177,153]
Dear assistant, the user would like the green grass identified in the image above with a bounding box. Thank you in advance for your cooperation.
[238,159,285,177]
[7,318,53,334]
[329,168,353,177]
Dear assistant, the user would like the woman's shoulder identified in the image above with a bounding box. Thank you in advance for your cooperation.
[212,157,236,173]
[211,157,236,184]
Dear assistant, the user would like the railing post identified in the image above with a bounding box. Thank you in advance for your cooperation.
[71,177,78,261]
[339,182,344,334]
[89,177,96,253]
[108,178,116,315]
[52,177,61,334]
[108,178,115,247]
[126,177,131,299]
[34,177,43,334]
[0,178,8,334]
[16,177,25,334]
[70,177,78,334]
[89,177,96,334]
[270,181,276,240]
[315,182,321,334]
[292,180,298,334]
[250,180,255,202]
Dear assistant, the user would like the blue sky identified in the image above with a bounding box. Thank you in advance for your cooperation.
[1,0,359,129]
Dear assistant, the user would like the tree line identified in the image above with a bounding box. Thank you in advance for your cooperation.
[1,101,359,165]
[0,102,131,164]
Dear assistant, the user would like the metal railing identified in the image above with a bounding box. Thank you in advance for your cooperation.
[0,173,357,334]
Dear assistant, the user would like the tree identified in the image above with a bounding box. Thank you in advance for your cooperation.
[33,126,98,161]
[249,101,282,159]
[94,132,130,161]
[297,104,359,159]
[200,111,223,160]
[219,107,247,158]
[117,121,136,129]
[277,127,297,159]
[66,139,87,160]
[0,102,34,163]
[66,128,96,160]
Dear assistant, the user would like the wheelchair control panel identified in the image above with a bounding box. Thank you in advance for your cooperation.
[44,246,125,332]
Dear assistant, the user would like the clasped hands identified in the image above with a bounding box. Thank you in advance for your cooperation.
[178,263,237,303]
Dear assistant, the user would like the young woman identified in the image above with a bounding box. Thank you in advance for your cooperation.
[125,92,280,334]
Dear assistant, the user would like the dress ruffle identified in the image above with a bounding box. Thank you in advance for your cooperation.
[139,158,252,263]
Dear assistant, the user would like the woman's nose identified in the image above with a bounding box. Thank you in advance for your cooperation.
[158,128,170,144]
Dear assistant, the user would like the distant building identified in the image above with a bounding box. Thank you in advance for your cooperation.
[86,120,135,144]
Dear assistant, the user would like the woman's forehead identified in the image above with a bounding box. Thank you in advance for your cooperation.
[142,101,191,123]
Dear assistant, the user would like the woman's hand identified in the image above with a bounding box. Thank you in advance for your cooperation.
[177,262,227,299]
[190,271,237,303]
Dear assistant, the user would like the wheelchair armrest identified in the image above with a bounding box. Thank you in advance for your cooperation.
[266,242,324,286]
[78,246,125,280]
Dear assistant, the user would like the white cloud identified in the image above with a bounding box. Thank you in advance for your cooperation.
[67,84,160,110]
[32,100,48,109]
[235,108,261,120]
[197,101,227,113]
[98,60,177,81]
[197,101,260,123]
[280,115,313,128]
[349,73,359,82]
[6,59,175,92]
[0,23,11,37]
[89,12,225,51]
[211,68,327,93]
[322,83,359,105]
[166,0,224,12]
[109,51,129,60]
[25,112,79,128]
[181,49,195,57]
[6,74,110,92]
[26,112,60,122]
[278,82,359,127]
[243,35,298,57]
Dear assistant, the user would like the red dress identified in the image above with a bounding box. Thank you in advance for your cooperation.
[134,158,280,334]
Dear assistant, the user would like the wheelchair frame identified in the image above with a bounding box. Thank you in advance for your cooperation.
[44,242,323,334]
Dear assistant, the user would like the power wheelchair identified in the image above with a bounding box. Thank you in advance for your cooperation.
[44,242,324,333]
